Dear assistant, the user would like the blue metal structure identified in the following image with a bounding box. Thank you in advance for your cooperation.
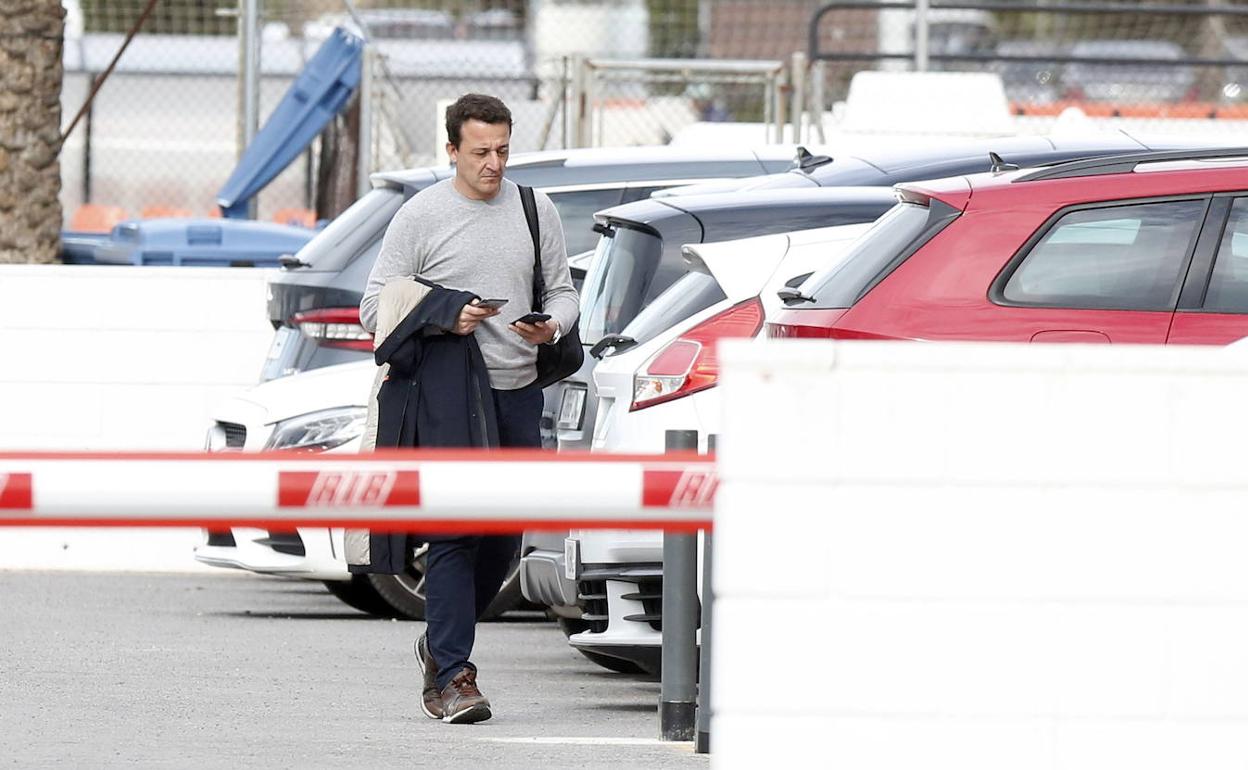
[90,218,316,267]
[216,28,364,218]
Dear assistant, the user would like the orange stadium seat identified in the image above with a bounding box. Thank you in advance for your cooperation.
[140,205,193,219]
[272,207,317,228]
[68,203,127,233]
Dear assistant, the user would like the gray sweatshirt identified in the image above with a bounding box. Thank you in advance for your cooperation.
[360,178,580,390]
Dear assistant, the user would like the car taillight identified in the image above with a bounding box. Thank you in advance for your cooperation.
[766,309,847,339]
[631,298,763,411]
[290,307,373,351]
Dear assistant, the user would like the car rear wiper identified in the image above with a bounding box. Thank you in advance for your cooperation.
[589,334,637,359]
[278,254,311,269]
[776,287,815,305]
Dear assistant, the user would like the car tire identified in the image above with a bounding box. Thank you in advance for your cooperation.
[557,618,646,674]
[363,543,528,622]
[322,576,396,617]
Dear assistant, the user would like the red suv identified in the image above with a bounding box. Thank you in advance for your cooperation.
[770,148,1248,346]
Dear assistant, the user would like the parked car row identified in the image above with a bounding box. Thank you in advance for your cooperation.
[987,37,1248,106]
[199,133,1248,677]
[554,143,1248,673]
[197,144,805,622]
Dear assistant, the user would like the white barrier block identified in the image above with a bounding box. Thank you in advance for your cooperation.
[0,265,275,450]
[715,340,1248,767]
[712,714,1053,770]
[1167,607,1248,718]
[713,480,833,598]
[716,596,1177,718]
[1054,721,1248,770]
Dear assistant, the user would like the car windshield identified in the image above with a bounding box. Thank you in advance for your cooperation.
[614,271,728,352]
[293,188,404,271]
[579,225,666,345]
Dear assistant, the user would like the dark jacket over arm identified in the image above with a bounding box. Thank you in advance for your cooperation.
[351,285,501,575]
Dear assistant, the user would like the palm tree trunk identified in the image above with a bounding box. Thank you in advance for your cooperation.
[0,0,64,264]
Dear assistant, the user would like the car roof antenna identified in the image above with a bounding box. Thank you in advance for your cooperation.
[794,146,834,172]
[989,152,1019,174]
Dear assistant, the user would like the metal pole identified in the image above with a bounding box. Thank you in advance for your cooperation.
[763,77,774,143]
[790,51,806,145]
[240,0,261,218]
[581,59,596,148]
[570,54,587,149]
[357,45,375,199]
[661,428,699,742]
[82,74,95,204]
[561,56,570,150]
[695,432,717,754]
[915,0,930,72]
[774,68,788,144]
[810,59,827,145]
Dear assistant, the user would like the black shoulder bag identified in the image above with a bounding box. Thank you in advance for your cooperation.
[519,185,585,389]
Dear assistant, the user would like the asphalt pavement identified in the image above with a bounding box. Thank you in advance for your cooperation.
[0,571,707,769]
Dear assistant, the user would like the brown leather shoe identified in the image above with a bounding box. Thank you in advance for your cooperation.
[439,667,492,724]
[414,634,442,719]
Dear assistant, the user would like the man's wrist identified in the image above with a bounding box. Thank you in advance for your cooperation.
[545,320,561,345]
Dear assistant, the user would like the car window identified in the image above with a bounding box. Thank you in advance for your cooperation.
[340,236,383,289]
[1003,199,1205,311]
[1202,197,1248,312]
[617,271,728,350]
[579,225,664,345]
[804,202,942,309]
[547,188,625,255]
[295,188,403,271]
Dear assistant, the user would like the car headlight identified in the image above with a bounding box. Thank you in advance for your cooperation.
[204,424,229,452]
[264,407,367,452]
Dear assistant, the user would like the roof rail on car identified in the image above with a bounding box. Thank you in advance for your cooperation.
[1014,147,1248,183]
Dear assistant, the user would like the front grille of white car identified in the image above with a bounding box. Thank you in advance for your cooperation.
[621,578,665,631]
[577,580,609,633]
[220,422,246,449]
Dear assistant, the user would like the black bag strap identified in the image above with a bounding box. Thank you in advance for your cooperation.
[519,184,544,312]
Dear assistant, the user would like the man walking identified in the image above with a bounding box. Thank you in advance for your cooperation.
[359,94,579,724]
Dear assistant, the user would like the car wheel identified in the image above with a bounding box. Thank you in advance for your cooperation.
[363,542,432,620]
[322,576,396,617]
[363,544,528,621]
[557,618,646,674]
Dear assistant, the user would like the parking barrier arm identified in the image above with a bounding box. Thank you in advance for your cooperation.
[0,450,715,532]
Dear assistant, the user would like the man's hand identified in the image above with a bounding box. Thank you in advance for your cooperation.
[453,300,500,335]
[510,319,557,345]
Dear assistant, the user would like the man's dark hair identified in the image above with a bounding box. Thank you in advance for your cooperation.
[446,93,513,148]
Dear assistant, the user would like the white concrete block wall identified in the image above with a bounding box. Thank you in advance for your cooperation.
[0,265,276,572]
[712,340,1248,769]
[0,265,276,450]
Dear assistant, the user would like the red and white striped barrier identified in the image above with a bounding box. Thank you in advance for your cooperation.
[0,450,716,533]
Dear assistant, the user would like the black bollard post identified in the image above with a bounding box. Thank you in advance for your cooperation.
[695,433,717,753]
[661,428,699,741]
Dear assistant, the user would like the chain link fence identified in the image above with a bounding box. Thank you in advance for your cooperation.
[804,1,1248,131]
[58,0,1248,233]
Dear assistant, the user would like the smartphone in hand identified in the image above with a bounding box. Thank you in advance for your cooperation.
[512,312,551,325]
[474,298,509,310]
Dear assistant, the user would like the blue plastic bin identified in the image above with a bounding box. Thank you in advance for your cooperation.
[91,218,316,267]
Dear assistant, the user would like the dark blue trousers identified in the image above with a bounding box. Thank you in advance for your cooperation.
[426,382,544,690]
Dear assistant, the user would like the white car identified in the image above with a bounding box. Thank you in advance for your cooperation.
[198,360,530,619]
[563,222,872,671]
[195,361,398,612]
